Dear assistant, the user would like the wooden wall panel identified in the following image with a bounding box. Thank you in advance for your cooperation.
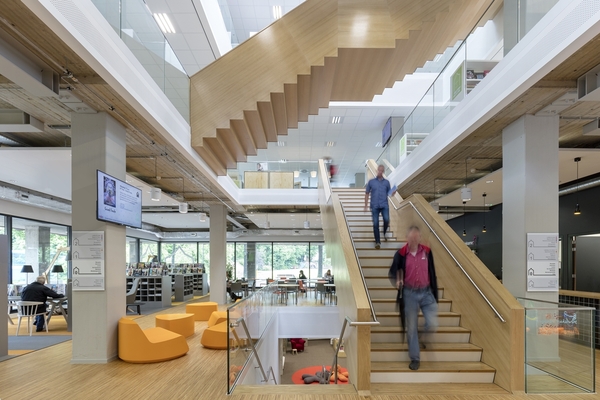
[244,171,269,189]
[269,172,294,189]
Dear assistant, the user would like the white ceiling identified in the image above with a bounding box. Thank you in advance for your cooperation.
[246,211,322,230]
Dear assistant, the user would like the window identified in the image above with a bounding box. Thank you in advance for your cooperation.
[140,240,159,263]
[255,243,272,282]
[310,243,331,279]
[160,242,197,263]
[126,236,138,264]
[198,242,210,278]
[273,242,308,280]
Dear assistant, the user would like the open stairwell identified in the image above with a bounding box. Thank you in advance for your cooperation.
[333,188,495,384]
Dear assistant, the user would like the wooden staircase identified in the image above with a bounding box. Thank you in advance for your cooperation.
[334,188,495,383]
[189,0,497,175]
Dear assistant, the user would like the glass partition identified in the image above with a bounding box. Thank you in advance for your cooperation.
[518,297,595,394]
[517,0,561,41]
[91,0,190,121]
[228,283,279,393]
[272,243,308,280]
[198,243,210,278]
[126,236,138,264]
[160,242,198,263]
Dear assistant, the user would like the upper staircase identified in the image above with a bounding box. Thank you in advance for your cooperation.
[189,0,497,175]
[334,188,495,383]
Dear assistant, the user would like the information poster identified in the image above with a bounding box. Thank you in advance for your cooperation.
[72,231,105,291]
[526,233,559,291]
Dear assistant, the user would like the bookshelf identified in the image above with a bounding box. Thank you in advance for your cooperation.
[172,274,194,302]
[192,273,208,296]
[126,276,171,307]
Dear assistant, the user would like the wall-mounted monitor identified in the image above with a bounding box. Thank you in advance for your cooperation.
[382,117,392,147]
[96,170,142,229]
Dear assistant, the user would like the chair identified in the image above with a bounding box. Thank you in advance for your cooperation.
[316,283,328,304]
[15,301,47,336]
[126,278,143,315]
[298,280,306,296]
[118,317,188,363]
[230,281,244,299]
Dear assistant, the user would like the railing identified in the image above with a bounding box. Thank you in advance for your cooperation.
[329,316,379,384]
[518,297,595,394]
[365,161,504,322]
[227,283,279,394]
[403,200,505,323]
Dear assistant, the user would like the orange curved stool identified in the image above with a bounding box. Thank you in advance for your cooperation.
[201,321,230,350]
[155,313,195,337]
[186,302,218,321]
[207,311,228,327]
[118,317,188,363]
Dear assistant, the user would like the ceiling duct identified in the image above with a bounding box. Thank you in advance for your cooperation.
[0,184,70,213]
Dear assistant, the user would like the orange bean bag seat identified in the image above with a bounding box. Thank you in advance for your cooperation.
[201,321,231,350]
[118,317,189,363]
[207,311,228,327]
[186,302,218,321]
[155,313,195,338]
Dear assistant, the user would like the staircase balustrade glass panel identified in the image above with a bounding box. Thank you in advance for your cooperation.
[228,283,279,393]
[518,297,595,394]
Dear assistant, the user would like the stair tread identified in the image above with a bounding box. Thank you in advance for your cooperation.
[372,326,467,334]
[373,298,451,304]
[371,342,481,352]
[376,311,458,317]
[371,361,494,373]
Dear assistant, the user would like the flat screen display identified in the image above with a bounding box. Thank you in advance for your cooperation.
[97,170,142,229]
[382,117,392,147]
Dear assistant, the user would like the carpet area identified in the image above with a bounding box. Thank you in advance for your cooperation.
[8,336,71,350]
[280,339,347,385]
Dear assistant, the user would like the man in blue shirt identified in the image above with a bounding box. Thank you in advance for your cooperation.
[364,165,391,249]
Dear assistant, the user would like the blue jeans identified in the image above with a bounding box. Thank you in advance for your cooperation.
[371,206,389,244]
[403,287,438,362]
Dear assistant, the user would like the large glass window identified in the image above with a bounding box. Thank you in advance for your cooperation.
[0,215,5,234]
[11,218,68,285]
[126,236,138,264]
[255,243,272,282]
[226,243,235,279]
[310,243,331,279]
[273,242,309,280]
[198,242,210,278]
[160,242,197,264]
[139,240,159,263]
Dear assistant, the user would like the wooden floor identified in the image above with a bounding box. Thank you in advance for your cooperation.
[0,298,597,400]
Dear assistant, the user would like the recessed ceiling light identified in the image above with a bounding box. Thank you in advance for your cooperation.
[277,141,286,146]
[272,5,282,19]
[326,141,335,147]
[375,142,382,147]
[153,13,175,34]
[331,116,343,124]
[486,180,494,184]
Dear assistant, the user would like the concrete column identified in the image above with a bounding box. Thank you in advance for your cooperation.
[0,235,8,359]
[25,226,40,276]
[71,112,126,363]
[209,204,227,304]
[502,114,559,303]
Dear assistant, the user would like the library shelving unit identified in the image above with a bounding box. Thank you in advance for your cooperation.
[171,274,194,302]
[192,273,208,296]
[126,276,171,307]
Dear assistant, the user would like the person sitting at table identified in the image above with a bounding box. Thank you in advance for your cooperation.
[21,276,64,332]
[298,270,307,280]
[324,269,333,282]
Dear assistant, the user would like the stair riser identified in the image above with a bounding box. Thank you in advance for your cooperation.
[357,249,398,257]
[370,371,494,383]
[346,216,378,222]
[367,286,445,299]
[361,265,390,274]
[355,242,399,250]
[373,302,452,313]
[371,350,481,362]
[370,332,470,343]
[376,315,460,327]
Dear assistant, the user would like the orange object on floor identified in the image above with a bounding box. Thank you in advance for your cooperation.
[186,302,218,321]
[155,313,195,337]
[118,317,189,363]
[291,365,349,385]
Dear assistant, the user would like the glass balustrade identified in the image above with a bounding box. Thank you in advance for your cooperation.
[228,283,279,393]
[91,0,190,122]
[518,297,595,394]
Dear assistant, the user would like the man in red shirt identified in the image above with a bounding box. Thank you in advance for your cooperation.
[389,226,438,370]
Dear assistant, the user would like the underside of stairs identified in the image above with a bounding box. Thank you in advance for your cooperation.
[189,0,497,175]
[334,188,496,384]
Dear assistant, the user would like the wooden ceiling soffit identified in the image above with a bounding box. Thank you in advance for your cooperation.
[190,0,494,175]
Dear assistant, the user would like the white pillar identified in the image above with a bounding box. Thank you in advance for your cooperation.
[71,112,126,363]
[502,114,559,303]
[209,204,227,304]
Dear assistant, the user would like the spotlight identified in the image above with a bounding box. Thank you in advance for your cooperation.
[150,188,161,201]
[179,203,188,213]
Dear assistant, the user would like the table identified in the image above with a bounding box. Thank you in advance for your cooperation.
[277,284,299,305]
[46,297,68,325]
[7,296,20,325]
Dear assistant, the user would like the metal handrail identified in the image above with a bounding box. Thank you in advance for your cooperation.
[338,199,379,324]
[229,316,276,393]
[330,316,380,384]
[402,200,505,323]
[365,162,505,322]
